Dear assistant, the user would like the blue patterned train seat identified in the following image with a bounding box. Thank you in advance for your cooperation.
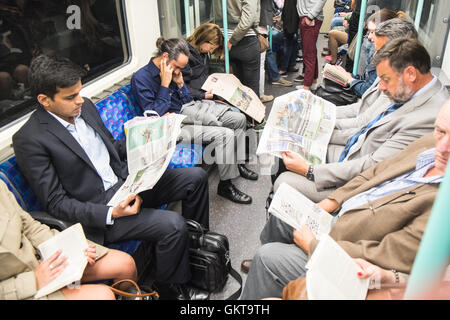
[0,156,43,212]
[95,84,203,168]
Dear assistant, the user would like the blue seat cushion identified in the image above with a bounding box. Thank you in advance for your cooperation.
[0,156,44,212]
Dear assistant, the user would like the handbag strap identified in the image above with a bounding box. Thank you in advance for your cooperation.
[225,267,243,300]
[109,279,159,300]
[144,110,160,118]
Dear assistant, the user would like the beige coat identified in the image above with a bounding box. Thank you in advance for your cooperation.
[310,133,439,274]
[0,181,106,300]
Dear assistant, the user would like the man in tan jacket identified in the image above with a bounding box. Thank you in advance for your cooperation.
[240,99,450,300]
[0,180,137,300]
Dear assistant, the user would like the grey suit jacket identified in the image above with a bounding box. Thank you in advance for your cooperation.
[314,77,449,191]
[336,77,389,121]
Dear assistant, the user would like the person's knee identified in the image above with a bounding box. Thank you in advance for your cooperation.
[252,243,281,274]
[120,252,138,280]
[185,166,208,188]
[273,171,294,193]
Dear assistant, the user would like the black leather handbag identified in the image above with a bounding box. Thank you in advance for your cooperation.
[186,219,242,300]
[315,78,358,106]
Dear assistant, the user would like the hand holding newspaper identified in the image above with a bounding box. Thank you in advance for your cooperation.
[323,63,353,86]
[256,89,336,165]
[35,223,88,298]
[107,112,186,207]
[201,73,265,122]
[268,183,333,238]
[306,234,370,300]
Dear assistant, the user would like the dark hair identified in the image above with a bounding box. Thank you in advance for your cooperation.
[375,18,418,42]
[155,37,190,60]
[29,55,86,99]
[372,37,431,74]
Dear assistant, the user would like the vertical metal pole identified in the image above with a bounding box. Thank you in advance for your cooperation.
[414,0,425,30]
[222,0,230,73]
[269,26,273,51]
[404,164,450,299]
[184,0,191,37]
[352,0,367,76]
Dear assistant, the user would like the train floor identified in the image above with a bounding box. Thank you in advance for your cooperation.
[208,34,329,300]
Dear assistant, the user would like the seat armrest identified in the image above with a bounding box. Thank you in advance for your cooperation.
[29,211,74,231]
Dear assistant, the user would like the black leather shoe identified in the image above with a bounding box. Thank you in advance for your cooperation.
[155,283,209,300]
[217,180,252,204]
[241,259,252,274]
[238,164,258,181]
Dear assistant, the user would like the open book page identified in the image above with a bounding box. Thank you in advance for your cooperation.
[323,64,350,86]
[306,234,370,300]
[107,113,185,207]
[256,89,336,165]
[201,73,265,122]
[268,183,333,238]
[35,223,88,298]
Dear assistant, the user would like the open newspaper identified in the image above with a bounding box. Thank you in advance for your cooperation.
[35,223,88,298]
[268,183,333,238]
[201,73,265,123]
[107,112,186,207]
[306,234,370,300]
[257,89,336,165]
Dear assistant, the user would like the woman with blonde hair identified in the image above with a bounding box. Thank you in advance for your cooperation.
[182,23,224,100]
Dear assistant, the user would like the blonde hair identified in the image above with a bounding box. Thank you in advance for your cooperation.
[186,23,224,58]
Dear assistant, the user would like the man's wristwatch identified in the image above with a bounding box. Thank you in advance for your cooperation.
[306,165,315,181]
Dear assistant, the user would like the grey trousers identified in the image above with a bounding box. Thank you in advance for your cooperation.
[274,171,335,203]
[180,110,247,181]
[240,215,309,300]
[271,143,345,202]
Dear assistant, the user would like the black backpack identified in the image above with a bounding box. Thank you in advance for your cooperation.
[186,219,242,300]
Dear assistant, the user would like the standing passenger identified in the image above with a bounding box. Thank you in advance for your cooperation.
[295,0,327,90]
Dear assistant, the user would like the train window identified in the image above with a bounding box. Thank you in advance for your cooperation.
[158,0,217,38]
[0,0,129,129]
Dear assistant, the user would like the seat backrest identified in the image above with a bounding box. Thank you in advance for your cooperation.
[0,156,44,212]
[94,85,142,140]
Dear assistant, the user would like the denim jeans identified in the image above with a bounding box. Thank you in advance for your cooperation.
[265,49,281,82]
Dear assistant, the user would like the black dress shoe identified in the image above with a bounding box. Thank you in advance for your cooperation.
[217,180,252,204]
[238,164,258,180]
[154,283,209,300]
[241,259,252,274]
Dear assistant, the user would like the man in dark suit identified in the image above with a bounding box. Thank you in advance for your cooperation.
[12,55,209,300]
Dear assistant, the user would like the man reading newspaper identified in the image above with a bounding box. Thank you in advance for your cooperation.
[13,55,210,300]
[241,98,449,298]
[269,38,449,202]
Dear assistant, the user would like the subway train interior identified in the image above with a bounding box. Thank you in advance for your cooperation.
[0,0,449,303]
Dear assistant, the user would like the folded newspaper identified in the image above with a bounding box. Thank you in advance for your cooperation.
[268,183,333,238]
[107,112,186,207]
[256,89,336,165]
[306,234,370,300]
[201,73,265,122]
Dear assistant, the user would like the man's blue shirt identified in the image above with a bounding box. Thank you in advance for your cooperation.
[131,58,193,115]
